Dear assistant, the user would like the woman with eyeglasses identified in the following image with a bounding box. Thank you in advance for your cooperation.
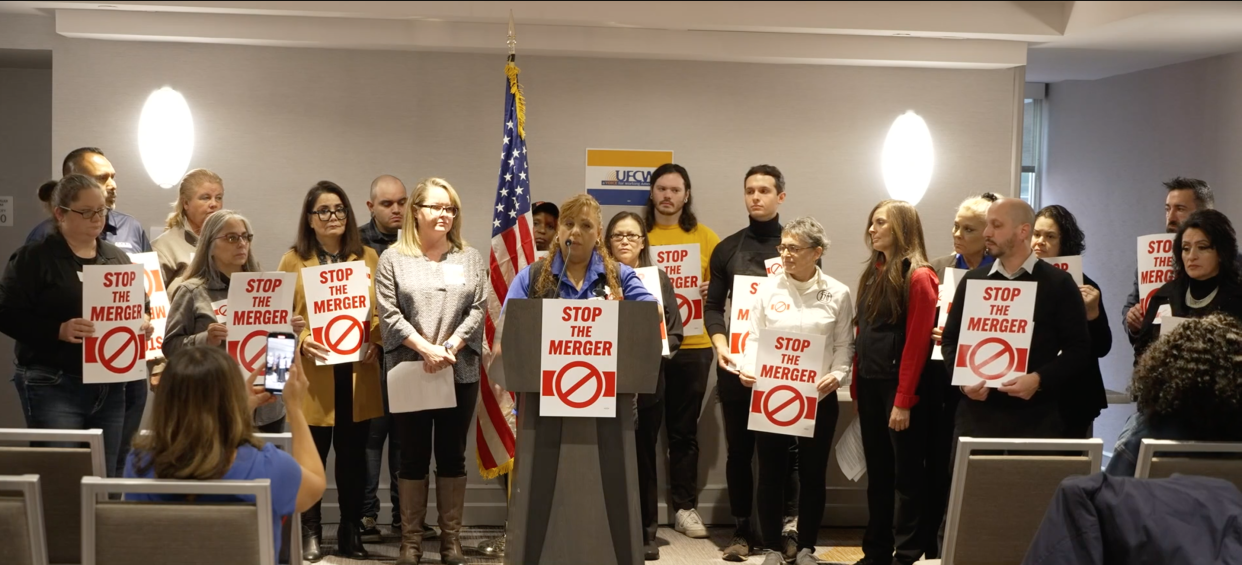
[853,200,938,565]
[605,211,685,561]
[374,178,486,565]
[0,174,153,476]
[279,181,383,561]
[152,169,224,286]
[738,217,851,565]
[162,209,299,434]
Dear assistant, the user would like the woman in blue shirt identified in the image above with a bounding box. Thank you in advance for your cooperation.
[125,345,327,562]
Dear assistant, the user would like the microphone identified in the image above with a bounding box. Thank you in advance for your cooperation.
[565,237,574,247]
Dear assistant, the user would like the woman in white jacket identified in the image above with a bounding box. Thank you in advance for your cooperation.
[740,217,854,565]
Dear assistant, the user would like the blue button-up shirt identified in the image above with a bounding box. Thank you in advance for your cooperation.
[26,209,152,253]
[505,251,655,304]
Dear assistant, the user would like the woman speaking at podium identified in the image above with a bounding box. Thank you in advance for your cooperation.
[738,217,853,565]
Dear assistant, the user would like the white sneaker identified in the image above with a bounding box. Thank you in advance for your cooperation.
[674,508,709,538]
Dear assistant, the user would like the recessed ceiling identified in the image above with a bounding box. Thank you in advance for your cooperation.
[2,1,1241,82]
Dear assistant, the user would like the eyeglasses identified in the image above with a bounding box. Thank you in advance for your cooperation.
[215,233,254,246]
[417,204,459,218]
[609,233,642,243]
[309,207,349,221]
[59,206,108,222]
[776,244,813,254]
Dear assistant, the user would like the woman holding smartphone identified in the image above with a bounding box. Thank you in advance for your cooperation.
[279,181,383,561]
[163,209,301,433]
[374,178,486,565]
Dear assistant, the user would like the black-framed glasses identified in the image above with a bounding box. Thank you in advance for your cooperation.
[417,204,459,218]
[776,244,813,254]
[309,207,349,221]
[59,206,108,222]
[609,233,642,243]
[215,233,254,246]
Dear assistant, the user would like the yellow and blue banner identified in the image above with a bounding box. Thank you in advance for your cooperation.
[585,148,674,206]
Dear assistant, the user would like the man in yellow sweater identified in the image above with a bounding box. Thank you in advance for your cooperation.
[644,163,720,543]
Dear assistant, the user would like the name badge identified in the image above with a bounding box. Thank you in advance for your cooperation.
[443,264,466,286]
[115,242,135,250]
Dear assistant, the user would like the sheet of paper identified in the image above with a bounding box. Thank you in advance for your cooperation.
[834,416,867,482]
[1159,314,1189,336]
[388,361,456,413]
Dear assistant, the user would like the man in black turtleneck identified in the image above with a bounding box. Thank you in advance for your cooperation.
[705,164,800,562]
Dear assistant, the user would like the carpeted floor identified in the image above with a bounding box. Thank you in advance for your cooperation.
[313,525,864,564]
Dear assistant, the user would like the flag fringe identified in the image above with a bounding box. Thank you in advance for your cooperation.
[477,451,514,481]
[506,61,526,139]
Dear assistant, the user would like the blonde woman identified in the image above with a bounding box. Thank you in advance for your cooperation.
[152,169,224,285]
[125,345,326,565]
[374,178,486,565]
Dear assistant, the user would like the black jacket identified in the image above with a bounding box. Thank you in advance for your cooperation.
[1061,274,1112,428]
[1133,275,1242,360]
[1023,473,1242,565]
[941,259,1092,409]
[359,220,399,258]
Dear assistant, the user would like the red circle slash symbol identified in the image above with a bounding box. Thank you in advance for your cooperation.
[97,326,141,374]
[324,315,364,355]
[553,360,606,409]
[771,301,790,313]
[762,384,806,427]
[967,337,1017,381]
[237,330,268,373]
[676,293,692,324]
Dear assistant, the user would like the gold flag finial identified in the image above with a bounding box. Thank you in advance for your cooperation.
[507,10,516,55]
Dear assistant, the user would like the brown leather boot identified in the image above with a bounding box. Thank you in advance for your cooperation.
[397,478,429,565]
[436,475,468,565]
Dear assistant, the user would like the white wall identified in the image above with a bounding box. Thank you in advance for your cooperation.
[1043,51,1242,455]
[8,33,1023,524]
[0,67,52,428]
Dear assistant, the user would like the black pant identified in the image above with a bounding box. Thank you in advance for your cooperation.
[663,348,712,511]
[307,364,371,524]
[755,393,839,550]
[857,379,927,565]
[637,393,663,538]
[395,381,479,480]
[719,367,799,521]
[919,375,957,559]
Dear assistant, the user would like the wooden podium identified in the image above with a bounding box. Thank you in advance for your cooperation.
[497,299,662,565]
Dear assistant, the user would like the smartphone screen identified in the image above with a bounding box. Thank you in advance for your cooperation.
[265,332,297,395]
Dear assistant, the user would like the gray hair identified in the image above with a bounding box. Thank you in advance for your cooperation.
[783,216,829,250]
[51,174,104,233]
[182,209,260,288]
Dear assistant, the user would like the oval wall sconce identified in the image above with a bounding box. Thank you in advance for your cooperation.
[138,87,195,189]
[882,110,934,205]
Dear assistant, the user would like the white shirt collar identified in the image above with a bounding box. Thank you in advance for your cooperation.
[989,251,1039,280]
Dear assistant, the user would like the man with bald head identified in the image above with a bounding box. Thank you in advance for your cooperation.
[359,174,408,258]
[940,198,1091,439]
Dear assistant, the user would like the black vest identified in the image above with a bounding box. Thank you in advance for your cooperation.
[855,261,910,381]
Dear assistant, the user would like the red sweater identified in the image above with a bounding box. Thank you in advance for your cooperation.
[851,265,939,409]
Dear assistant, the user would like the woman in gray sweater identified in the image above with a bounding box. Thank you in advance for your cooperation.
[375,177,486,565]
[163,210,303,431]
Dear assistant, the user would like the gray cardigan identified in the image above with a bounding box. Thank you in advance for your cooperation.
[375,246,486,384]
[164,277,285,426]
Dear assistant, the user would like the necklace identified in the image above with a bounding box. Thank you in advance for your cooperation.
[1186,286,1218,309]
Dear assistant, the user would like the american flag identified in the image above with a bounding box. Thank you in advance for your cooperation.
[476,58,535,478]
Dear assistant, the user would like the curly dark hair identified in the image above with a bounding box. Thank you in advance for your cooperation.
[1173,209,1239,283]
[1035,204,1086,256]
[1131,313,1242,438]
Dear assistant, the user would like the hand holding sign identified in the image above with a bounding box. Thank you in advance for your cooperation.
[140,317,153,341]
[207,323,228,346]
[962,380,989,401]
[998,372,1041,400]
[301,337,330,362]
[59,318,95,344]
[1080,285,1101,321]
[815,373,840,396]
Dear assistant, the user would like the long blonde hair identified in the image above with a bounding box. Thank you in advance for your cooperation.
[856,200,931,324]
[165,169,224,230]
[394,177,467,256]
[131,346,262,480]
[533,194,624,299]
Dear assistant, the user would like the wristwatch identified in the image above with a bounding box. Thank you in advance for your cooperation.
[442,339,454,353]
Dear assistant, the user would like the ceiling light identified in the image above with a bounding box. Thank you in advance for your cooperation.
[138,87,195,189]
[882,111,934,205]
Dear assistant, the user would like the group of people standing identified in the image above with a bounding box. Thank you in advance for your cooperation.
[4,145,1241,565]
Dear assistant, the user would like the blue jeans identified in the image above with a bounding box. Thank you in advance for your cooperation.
[363,371,401,524]
[116,379,148,477]
[12,365,125,477]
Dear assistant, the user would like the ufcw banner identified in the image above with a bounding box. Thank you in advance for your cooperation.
[585,148,673,206]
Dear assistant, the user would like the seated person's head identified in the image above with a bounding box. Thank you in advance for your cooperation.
[132,346,261,479]
[1132,313,1242,439]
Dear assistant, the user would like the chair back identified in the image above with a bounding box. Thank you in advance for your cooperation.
[0,474,49,565]
[0,429,106,564]
[1137,439,1242,490]
[942,437,1104,565]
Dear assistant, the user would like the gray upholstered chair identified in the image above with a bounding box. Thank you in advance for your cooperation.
[1136,438,1242,489]
[80,476,275,565]
[0,428,107,565]
[0,474,50,565]
[938,437,1104,565]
